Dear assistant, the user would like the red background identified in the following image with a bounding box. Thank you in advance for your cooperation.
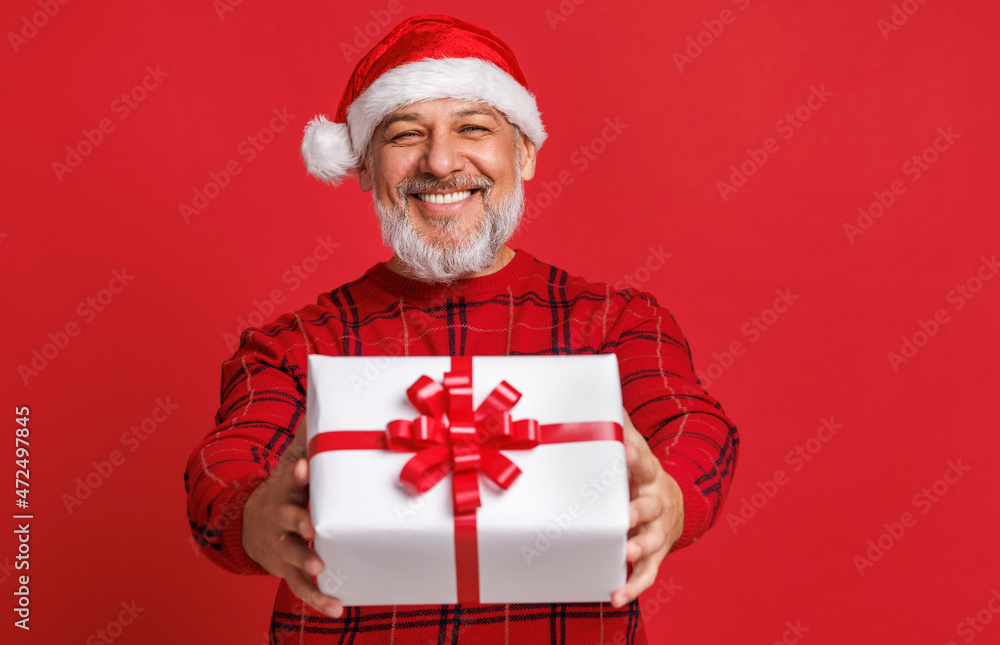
[3,0,999,643]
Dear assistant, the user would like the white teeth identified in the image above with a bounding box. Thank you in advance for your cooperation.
[416,190,472,204]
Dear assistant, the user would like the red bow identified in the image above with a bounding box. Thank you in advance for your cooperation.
[384,367,541,515]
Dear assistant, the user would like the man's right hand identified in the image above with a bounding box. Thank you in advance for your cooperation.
[242,417,344,618]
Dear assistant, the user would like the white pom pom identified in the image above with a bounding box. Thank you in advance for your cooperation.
[301,115,357,186]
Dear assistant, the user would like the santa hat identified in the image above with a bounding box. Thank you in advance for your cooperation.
[301,14,547,186]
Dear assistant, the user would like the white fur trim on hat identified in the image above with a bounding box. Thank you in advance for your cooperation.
[301,58,546,186]
[301,116,355,187]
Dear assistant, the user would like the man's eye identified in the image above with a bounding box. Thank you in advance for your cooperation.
[392,131,419,140]
[462,126,488,133]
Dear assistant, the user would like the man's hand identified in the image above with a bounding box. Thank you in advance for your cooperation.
[611,410,685,608]
[242,418,344,618]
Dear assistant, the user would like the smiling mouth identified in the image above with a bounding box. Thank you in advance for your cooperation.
[412,189,477,204]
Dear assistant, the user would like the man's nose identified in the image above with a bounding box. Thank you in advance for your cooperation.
[419,133,464,178]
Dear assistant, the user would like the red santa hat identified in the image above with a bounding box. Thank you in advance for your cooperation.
[301,14,547,186]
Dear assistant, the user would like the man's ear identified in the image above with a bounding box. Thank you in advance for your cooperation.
[518,132,537,181]
[358,153,373,192]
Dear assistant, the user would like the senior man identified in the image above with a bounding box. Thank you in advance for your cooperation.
[185,14,739,644]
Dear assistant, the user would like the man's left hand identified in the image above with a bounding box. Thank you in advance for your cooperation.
[611,410,685,608]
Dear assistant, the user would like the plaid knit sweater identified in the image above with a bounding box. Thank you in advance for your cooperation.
[184,249,739,644]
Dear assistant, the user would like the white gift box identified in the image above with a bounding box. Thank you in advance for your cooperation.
[306,354,630,606]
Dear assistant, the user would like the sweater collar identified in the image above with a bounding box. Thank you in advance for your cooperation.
[364,248,535,301]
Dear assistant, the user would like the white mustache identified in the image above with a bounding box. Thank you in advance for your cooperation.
[396,173,493,199]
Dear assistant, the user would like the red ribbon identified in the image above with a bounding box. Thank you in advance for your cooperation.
[308,356,623,603]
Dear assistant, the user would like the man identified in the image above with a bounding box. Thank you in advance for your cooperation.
[185,14,739,644]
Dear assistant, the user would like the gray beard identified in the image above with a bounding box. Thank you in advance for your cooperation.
[372,160,524,284]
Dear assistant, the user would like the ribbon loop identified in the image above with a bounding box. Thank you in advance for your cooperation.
[476,380,521,423]
[479,449,521,490]
[399,445,452,494]
[407,375,446,419]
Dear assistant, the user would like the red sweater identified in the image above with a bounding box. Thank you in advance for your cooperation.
[184,249,739,644]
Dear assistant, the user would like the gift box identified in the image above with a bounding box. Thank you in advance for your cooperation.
[306,354,630,606]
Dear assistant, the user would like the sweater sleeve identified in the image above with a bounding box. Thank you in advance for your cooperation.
[184,317,313,575]
[602,290,740,552]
